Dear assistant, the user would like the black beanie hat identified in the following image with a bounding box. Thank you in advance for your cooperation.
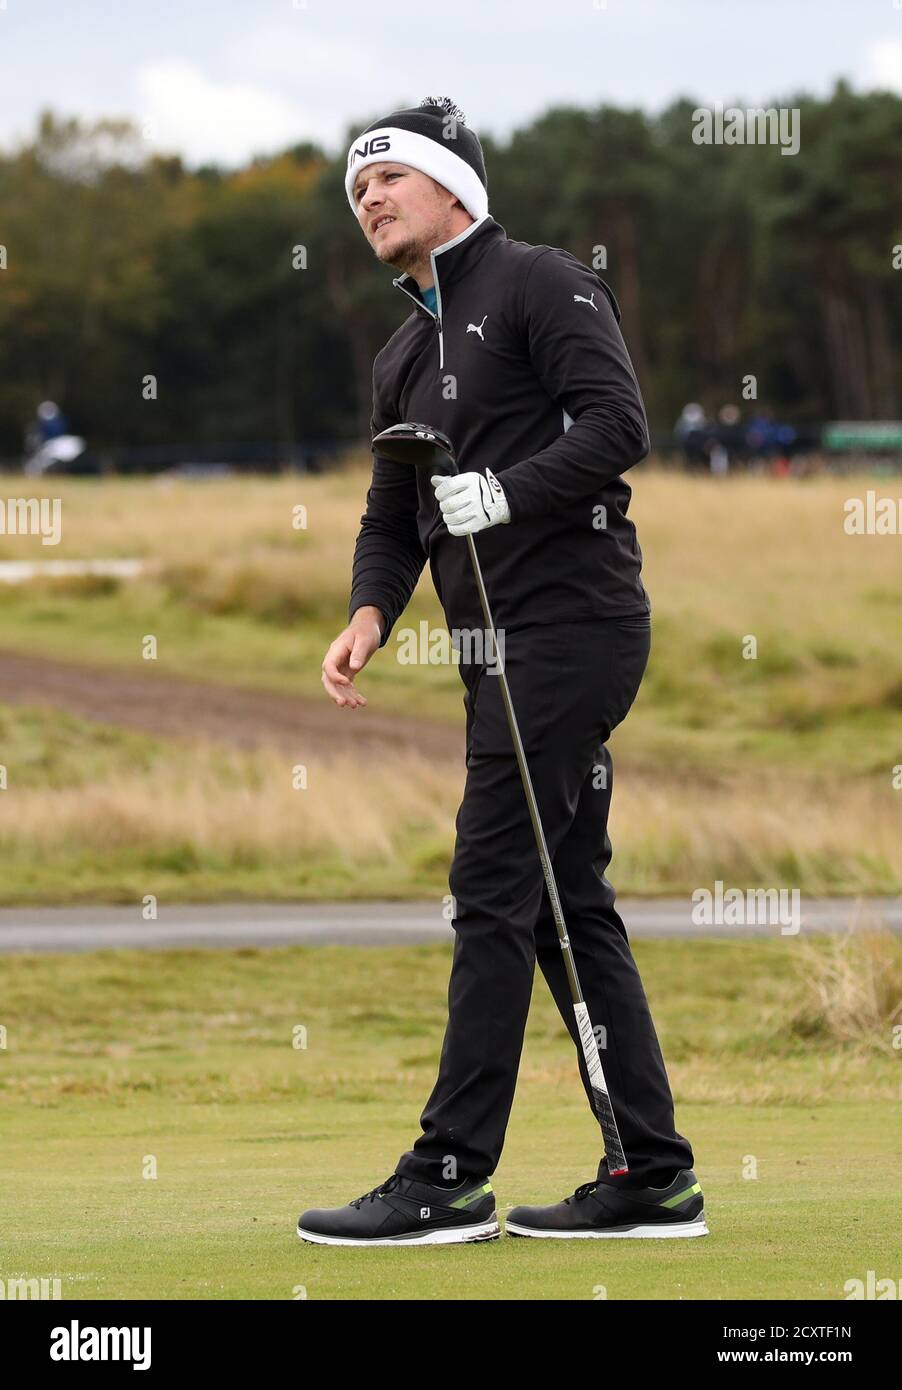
[345,96,488,218]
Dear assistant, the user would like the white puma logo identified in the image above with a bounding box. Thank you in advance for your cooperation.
[574,293,598,311]
[466,314,488,340]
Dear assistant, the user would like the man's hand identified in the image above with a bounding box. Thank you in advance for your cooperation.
[430,468,511,536]
[321,606,384,708]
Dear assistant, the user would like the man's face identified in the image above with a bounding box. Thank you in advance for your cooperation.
[353,161,456,271]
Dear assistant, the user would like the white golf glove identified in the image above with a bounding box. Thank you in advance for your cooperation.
[430,468,511,536]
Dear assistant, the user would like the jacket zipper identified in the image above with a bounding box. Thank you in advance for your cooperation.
[392,216,491,372]
[429,244,446,371]
[393,268,445,370]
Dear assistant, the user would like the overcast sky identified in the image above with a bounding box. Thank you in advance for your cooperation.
[1,0,900,166]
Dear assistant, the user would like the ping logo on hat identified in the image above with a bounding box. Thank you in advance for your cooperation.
[348,135,392,169]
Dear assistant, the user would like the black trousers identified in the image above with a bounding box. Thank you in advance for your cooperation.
[394,614,695,1190]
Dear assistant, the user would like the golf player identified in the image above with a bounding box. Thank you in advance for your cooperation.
[300,97,706,1245]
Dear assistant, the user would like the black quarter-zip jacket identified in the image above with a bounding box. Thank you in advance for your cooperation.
[348,213,652,652]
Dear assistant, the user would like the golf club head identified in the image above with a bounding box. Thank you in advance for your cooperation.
[372,422,457,474]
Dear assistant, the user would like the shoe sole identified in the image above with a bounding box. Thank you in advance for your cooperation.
[296,1217,501,1247]
[505,1214,709,1240]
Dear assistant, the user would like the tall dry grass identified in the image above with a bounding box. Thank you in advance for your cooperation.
[7,467,902,652]
[1,740,899,895]
[788,919,902,1053]
[1,466,900,894]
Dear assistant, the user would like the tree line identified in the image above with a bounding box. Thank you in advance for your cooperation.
[0,83,899,458]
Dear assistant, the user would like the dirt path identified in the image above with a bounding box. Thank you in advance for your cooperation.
[0,648,463,760]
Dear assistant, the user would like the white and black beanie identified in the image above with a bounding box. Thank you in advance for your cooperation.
[344,96,489,219]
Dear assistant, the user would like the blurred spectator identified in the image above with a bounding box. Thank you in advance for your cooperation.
[673,402,712,472]
[36,400,70,441]
[745,407,797,470]
[674,402,816,475]
[710,404,744,474]
[25,400,71,453]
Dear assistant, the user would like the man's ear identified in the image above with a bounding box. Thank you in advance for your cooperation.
[430,175,461,211]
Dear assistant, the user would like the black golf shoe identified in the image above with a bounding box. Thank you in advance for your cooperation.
[297,1174,500,1246]
[505,1168,708,1239]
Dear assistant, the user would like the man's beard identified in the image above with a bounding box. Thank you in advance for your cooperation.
[376,224,421,273]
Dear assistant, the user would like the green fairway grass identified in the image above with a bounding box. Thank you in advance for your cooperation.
[2,938,899,1300]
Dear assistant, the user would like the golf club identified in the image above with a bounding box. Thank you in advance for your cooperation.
[371,420,629,1175]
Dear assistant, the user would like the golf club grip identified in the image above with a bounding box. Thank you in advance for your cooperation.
[575,1002,628,1173]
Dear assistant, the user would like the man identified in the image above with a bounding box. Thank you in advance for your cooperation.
[299,97,706,1246]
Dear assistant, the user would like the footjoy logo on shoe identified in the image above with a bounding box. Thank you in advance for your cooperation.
[50,1321,151,1371]
[420,1207,431,1220]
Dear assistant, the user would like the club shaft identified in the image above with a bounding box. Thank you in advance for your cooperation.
[464,533,580,997]
[463,529,628,1172]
